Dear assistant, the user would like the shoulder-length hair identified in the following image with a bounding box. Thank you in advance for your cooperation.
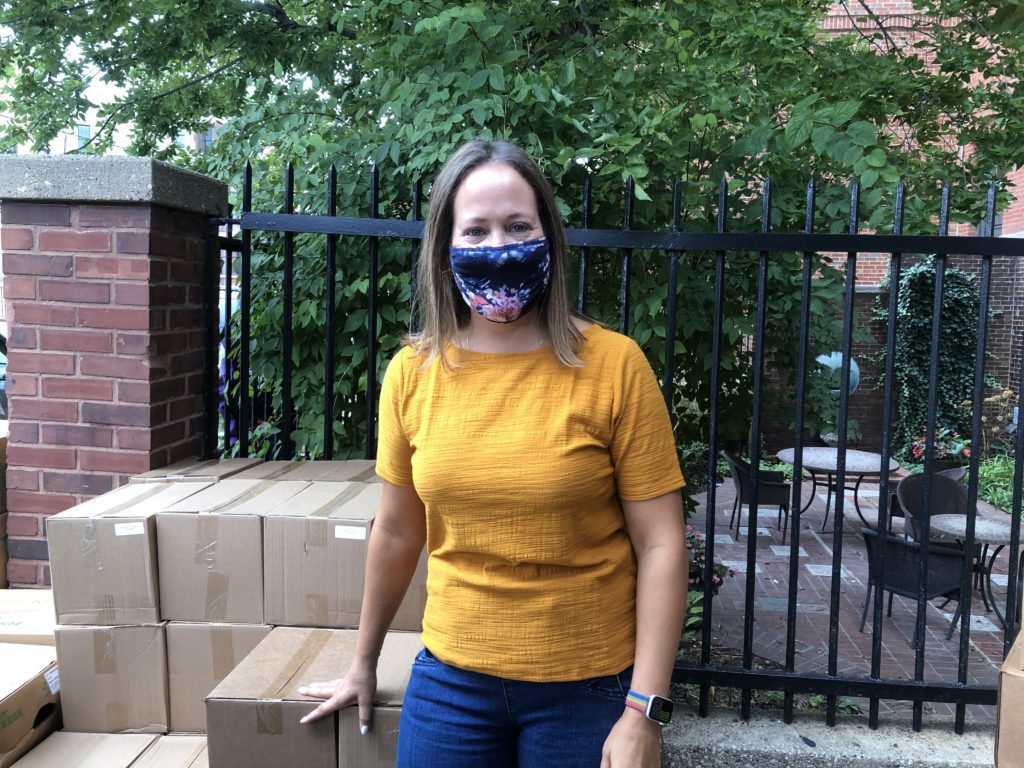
[406,139,584,367]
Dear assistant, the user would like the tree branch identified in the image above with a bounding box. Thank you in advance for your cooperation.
[71,56,244,153]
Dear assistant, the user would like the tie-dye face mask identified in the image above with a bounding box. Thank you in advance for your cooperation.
[449,237,550,323]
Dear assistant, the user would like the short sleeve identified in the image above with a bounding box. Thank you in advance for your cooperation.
[609,341,686,500]
[375,350,414,486]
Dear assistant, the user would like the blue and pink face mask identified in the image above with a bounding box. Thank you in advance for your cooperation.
[449,237,550,323]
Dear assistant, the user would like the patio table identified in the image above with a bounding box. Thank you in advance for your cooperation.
[930,513,1016,628]
[776,447,899,532]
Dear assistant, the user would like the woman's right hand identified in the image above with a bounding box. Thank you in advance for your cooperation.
[298,660,377,731]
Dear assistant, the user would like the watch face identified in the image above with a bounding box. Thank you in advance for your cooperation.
[648,695,673,725]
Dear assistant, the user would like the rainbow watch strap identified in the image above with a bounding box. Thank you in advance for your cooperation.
[625,690,649,713]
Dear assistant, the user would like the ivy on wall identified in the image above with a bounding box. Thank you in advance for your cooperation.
[890,258,980,457]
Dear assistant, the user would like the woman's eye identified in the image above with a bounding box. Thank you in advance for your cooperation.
[509,223,533,234]
[464,228,485,238]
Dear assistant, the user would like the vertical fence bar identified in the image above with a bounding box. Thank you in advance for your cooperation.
[662,177,682,408]
[1006,335,1024,655]
[578,174,592,315]
[912,182,951,731]
[783,178,816,724]
[409,180,423,334]
[366,165,380,460]
[202,217,219,461]
[239,162,253,458]
[825,179,859,727]
[954,183,996,732]
[281,162,296,459]
[221,215,233,456]
[698,176,729,717]
[323,166,338,460]
[868,183,906,730]
[741,179,772,720]
[618,177,634,335]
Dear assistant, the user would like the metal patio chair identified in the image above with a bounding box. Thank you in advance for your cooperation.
[721,450,792,544]
[859,527,965,648]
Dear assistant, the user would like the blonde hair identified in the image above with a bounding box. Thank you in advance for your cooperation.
[406,139,584,367]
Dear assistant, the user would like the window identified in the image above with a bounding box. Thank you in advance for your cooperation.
[76,124,91,149]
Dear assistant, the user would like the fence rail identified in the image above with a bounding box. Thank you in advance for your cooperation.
[205,163,1024,733]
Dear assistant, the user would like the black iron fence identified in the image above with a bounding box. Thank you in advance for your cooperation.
[204,163,1024,733]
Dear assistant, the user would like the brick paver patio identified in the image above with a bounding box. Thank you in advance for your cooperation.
[683,473,1016,725]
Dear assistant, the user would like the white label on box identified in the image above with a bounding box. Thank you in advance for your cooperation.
[114,522,145,536]
[334,525,367,540]
[44,667,60,694]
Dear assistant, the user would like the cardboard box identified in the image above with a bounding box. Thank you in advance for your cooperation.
[233,460,379,482]
[338,708,399,768]
[997,631,1024,766]
[133,735,208,768]
[8,732,158,768]
[206,627,419,768]
[263,482,426,630]
[0,589,55,646]
[130,458,264,484]
[166,623,271,733]
[55,624,168,734]
[0,643,61,768]
[156,481,307,623]
[48,482,211,625]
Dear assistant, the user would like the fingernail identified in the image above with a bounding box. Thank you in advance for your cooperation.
[360,724,369,736]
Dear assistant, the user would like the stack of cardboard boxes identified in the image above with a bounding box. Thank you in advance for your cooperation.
[9,457,426,768]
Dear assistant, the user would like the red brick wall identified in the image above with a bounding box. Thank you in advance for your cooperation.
[1,202,208,586]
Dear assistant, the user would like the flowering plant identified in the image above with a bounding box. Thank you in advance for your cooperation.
[686,526,735,595]
[908,425,970,464]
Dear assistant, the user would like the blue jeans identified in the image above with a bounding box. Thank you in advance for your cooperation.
[396,648,633,768]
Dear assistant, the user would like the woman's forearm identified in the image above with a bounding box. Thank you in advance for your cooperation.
[354,482,427,665]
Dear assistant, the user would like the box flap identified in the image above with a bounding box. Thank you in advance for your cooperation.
[221,481,310,516]
[131,735,207,768]
[8,732,157,768]
[131,459,263,484]
[273,461,379,483]
[208,628,419,706]
[0,643,56,699]
[263,482,377,521]
[0,589,55,646]
[160,480,270,513]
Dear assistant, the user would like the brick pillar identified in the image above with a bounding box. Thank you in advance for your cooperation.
[0,156,227,587]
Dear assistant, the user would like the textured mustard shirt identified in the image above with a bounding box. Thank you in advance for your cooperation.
[375,324,685,682]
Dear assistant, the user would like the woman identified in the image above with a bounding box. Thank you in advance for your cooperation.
[299,139,687,768]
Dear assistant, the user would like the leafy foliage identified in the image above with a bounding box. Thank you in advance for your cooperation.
[3,1,1021,456]
[889,258,980,458]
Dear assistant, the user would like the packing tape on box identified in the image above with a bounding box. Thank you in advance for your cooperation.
[184,743,208,768]
[94,628,117,674]
[261,630,331,698]
[308,483,366,517]
[256,702,284,735]
[205,572,230,621]
[304,518,328,548]
[195,515,219,568]
[81,519,102,562]
[97,593,117,625]
[348,465,379,482]
[211,625,237,680]
[105,701,127,729]
[305,593,329,626]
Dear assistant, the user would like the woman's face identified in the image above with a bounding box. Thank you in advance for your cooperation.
[450,162,542,248]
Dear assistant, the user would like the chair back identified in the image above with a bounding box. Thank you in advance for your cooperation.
[721,450,752,503]
[861,527,964,601]
[895,473,968,541]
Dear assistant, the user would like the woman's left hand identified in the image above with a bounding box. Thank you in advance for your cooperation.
[600,709,662,767]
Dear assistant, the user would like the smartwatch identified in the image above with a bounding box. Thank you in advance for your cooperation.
[625,689,674,725]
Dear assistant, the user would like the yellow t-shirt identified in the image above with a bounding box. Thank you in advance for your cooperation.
[375,324,685,681]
